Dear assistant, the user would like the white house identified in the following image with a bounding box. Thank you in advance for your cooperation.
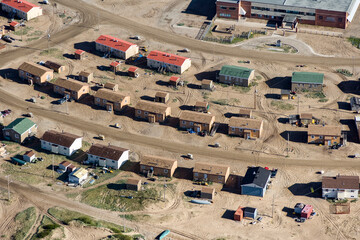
[40,130,82,157]
[95,35,139,60]
[23,150,35,162]
[68,167,88,185]
[322,175,359,199]
[1,0,43,21]
[87,143,129,169]
[147,50,191,74]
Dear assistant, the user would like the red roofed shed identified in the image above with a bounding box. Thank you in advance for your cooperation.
[74,49,85,60]
[110,61,121,72]
[301,204,313,219]
[234,206,243,221]
[169,76,180,87]
[9,21,19,31]
[128,67,139,78]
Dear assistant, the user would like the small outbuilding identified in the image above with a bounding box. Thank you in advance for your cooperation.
[79,71,93,83]
[110,61,121,72]
[128,66,139,78]
[74,49,85,60]
[280,89,291,100]
[126,178,141,191]
[155,92,169,104]
[59,161,76,172]
[201,186,215,200]
[194,101,209,113]
[68,167,88,185]
[45,61,66,73]
[301,205,313,219]
[300,113,313,127]
[169,76,180,87]
[23,150,35,162]
[234,206,244,221]
[294,203,305,214]
[9,21,20,31]
[201,80,214,91]
[243,207,257,219]
[238,108,252,118]
[104,82,118,91]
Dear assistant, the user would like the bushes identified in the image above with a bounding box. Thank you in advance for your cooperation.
[35,224,60,239]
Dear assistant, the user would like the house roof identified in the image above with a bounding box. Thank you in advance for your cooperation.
[307,125,341,136]
[141,155,177,169]
[45,61,64,70]
[147,50,190,67]
[18,62,53,77]
[9,21,19,27]
[4,118,36,135]
[94,88,128,103]
[195,101,209,108]
[24,150,35,157]
[201,80,212,85]
[291,72,324,84]
[95,35,137,52]
[59,160,72,167]
[155,92,169,98]
[239,108,252,116]
[281,89,291,95]
[53,78,89,92]
[300,113,312,120]
[110,61,121,67]
[322,175,359,189]
[244,207,257,213]
[1,0,40,13]
[88,143,128,161]
[70,167,88,179]
[79,71,92,77]
[126,178,141,185]
[104,82,118,90]
[169,76,180,82]
[201,186,215,194]
[179,111,215,124]
[74,49,85,55]
[41,130,81,147]
[135,100,170,114]
[128,66,138,72]
[219,65,254,79]
[193,162,230,176]
[242,167,271,188]
[229,117,263,130]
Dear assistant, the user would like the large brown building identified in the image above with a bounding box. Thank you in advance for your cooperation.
[135,100,171,123]
[53,78,90,101]
[228,117,263,139]
[216,0,360,29]
[94,88,130,112]
[18,62,54,85]
[179,111,215,133]
[307,125,341,146]
[140,155,178,178]
[193,162,230,184]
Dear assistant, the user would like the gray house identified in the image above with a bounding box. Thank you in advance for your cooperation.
[241,167,271,197]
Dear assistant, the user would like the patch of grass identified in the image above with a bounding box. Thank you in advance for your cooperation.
[348,36,360,49]
[202,92,210,100]
[29,30,43,36]
[336,69,353,77]
[211,99,228,106]
[31,216,60,240]
[271,100,295,110]
[59,13,66,18]
[119,214,150,222]
[13,27,33,36]
[231,37,245,44]
[305,91,326,99]
[177,23,185,26]
[1,140,17,145]
[232,85,251,93]
[81,180,159,212]
[12,207,37,240]
[172,98,178,103]
[40,48,65,60]
[318,98,328,103]
[214,82,229,88]
[27,37,40,42]
[255,75,262,81]
[83,168,121,188]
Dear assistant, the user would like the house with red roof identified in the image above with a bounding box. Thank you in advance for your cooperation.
[95,35,139,60]
[147,50,191,74]
[1,0,42,21]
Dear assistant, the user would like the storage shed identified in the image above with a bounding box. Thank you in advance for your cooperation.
[23,150,35,162]
[201,187,215,200]
[301,204,313,219]
[201,80,214,91]
[300,113,313,126]
[243,207,257,219]
[110,61,121,72]
[238,108,252,118]
[155,92,169,103]
[104,82,118,91]
[234,206,243,221]
[74,49,85,60]
[126,178,141,191]
[194,101,209,113]
[9,21,20,31]
[280,89,291,100]
[169,76,180,87]
[79,71,93,83]
[128,67,139,78]
[294,203,305,215]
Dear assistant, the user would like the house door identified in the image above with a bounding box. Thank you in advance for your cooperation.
[204,174,207,181]
[328,140,331,146]
[106,103,113,112]
[148,114,155,123]
[194,123,201,133]
[51,144,59,154]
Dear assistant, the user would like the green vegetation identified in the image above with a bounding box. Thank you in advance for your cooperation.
[83,168,121,187]
[231,37,245,44]
[13,27,33,36]
[81,180,159,212]
[59,13,66,18]
[119,214,150,222]
[31,216,60,240]
[26,37,40,42]
[172,98,178,103]
[211,99,228,106]
[202,92,210,100]
[336,68,353,77]
[232,85,251,93]
[12,207,37,240]
[271,100,294,110]
[177,23,185,26]
[255,75,262,81]
[318,98,328,103]
[305,91,326,99]
[40,48,65,60]
[348,36,360,49]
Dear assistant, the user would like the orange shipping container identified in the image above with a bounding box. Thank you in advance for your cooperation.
[234,206,243,221]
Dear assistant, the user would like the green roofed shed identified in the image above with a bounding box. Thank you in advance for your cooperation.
[219,65,254,79]
[5,118,36,135]
[291,72,324,84]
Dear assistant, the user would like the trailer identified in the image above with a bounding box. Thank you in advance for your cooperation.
[158,230,170,240]
[11,157,27,166]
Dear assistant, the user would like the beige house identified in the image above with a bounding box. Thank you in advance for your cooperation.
[307,125,341,146]
[18,62,53,85]
[53,78,90,101]
[147,50,191,74]
[140,155,178,178]
[135,100,171,123]
[155,92,169,103]
[44,61,66,73]
[228,117,263,139]
[194,101,209,113]
[95,35,139,59]
[94,88,130,112]
[104,82,118,91]
[193,162,230,184]
[126,178,142,191]
[2,118,37,143]
[179,111,215,133]
[79,71,93,83]
[201,80,214,91]
[1,0,43,21]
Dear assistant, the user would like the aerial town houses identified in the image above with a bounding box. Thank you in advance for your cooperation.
[2,118,37,143]
[18,62,54,85]
[52,78,90,101]
[291,72,324,92]
[135,100,171,123]
[40,130,83,157]
[94,88,130,112]
[228,117,263,139]
[140,155,178,178]
[216,0,360,29]
[307,125,342,146]
[1,0,43,21]
[87,144,129,169]
[193,162,230,184]
[147,50,191,74]
[179,111,215,133]
[218,65,255,87]
[322,175,359,199]
[95,35,139,59]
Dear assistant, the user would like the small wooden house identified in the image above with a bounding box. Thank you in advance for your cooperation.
[234,206,244,221]
[79,71,93,83]
[110,61,121,72]
[239,108,252,118]
[74,49,85,60]
[300,113,313,127]
[201,80,214,91]
[194,101,209,113]
[45,61,66,73]
[126,178,141,191]
[128,67,139,78]
[104,82,118,91]
[9,21,20,31]
[280,89,291,100]
[201,187,215,200]
[155,92,169,103]
[23,150,35,162]
[169,76,180,87]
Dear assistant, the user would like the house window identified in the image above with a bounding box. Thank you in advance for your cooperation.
[190,122,194,126]
[319,16,323,20]
[220,6,227,10]
[182,120,186,124]
[351,190,354,192]
[218,176,223,180]
[164,169,168,173]
[311,135,315,139]
[319,136,323,139]
[338,18,342,22]
[231,127,235,131]
[194,172,198,177]
[334,137,337,140]
[55,86,59,90]
[103,99,107,103]
[141,166,145,169]
[5,131,9,136]
[112,161,115,163]
[96,98,100,102]
[137,110,141,114]
[15,134,19,138]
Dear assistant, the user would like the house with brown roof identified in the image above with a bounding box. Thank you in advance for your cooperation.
[104,82,118,91]
[169,76,180,87]
[300,113,313,127]
[126,178,141,191]
[59,160,76,172]
[9,21,19,31]
[322,175,359,199]
[201,80,214,91]
[140,155,178,178]
[23,150,35,162]
[135,100,171,123]
[41,130,82,156]
[239,108,252,118]
[307,125,342,146]
[18,62,54,85]
[128,67,139,78]
[94,88,130,112]
[201,186,215,200]
[155,92,169,103]
[53,78,90,101]
[193,162,230,184]
[228,117,263,139]
[194,101,209,113]
[87,143,129,169]
[44,61,66,73]
[179,111,215,133]
[79,71,93,83]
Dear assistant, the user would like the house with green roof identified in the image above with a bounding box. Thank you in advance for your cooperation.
[218,65,255,87]
[2,118,37,143]
[291,72,324,92]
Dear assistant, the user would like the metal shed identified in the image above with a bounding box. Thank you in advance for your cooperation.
[243,207,257,219]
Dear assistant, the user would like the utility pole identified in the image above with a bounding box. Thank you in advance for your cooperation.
[6,175,10,201]
[297,95,300,115]
[47,34,51,53]
[163,180,166,202]
[52,155,54,180]
[254,87,257,110]
[287,132,290,157]
[353,56,356,76]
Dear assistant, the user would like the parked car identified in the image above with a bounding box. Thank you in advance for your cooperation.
[2,35,12,43]
[295,217,306,223]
